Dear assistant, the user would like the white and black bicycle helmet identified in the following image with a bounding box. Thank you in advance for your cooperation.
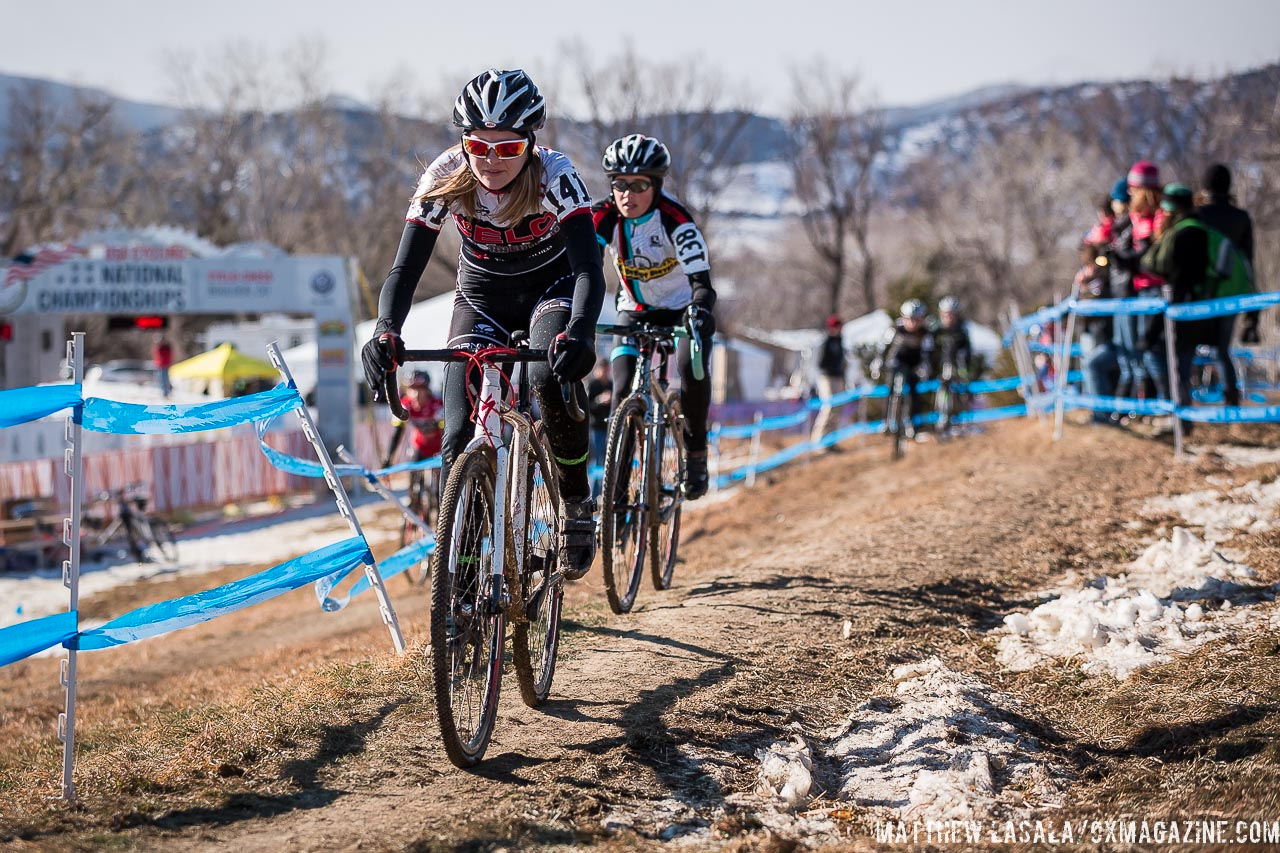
[602,134,671,176]
[453,69,546,133]
[900,298,927,320]
[938,296,962,315]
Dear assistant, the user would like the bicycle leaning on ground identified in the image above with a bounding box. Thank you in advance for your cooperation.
[81,483,178,564]
[383,335,584,768]
[596,308,704,615]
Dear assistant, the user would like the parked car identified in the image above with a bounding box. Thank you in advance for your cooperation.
[86,360,158,385]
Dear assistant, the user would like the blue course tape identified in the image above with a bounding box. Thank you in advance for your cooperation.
[0,611,79,667]
[0,384,82,428]
[1069,297,1168,317]
[317,537,435,612]
[1166,292,1280,322]
[374,457,442,477]
[1175,404,1280,424]
[75,537,372,650]
[255,417,363,479]
[81,383,302,434]
[1062,394,1174,416]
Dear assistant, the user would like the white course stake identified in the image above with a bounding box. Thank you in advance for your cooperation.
[267,343,406,653]
[1053,307,1078,441]
[1162,285,1184,458]
[58,333,86,801]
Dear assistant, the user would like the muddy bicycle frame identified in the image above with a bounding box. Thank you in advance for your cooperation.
[385,347,583,608]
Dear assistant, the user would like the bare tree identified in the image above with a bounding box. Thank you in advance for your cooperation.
[561,43,755,229]
[787,62,893,318]
[0,83,133,255]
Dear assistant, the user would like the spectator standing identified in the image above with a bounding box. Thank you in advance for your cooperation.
[811,314,848,450]
[1115,162,1167,401]
[1141,183,1217,434]
[1196,163,1257,405]
[1075,240,1118,423]
[152,335,174,398]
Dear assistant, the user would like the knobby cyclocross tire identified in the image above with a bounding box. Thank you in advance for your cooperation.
[891,373,907,461]
[146,517,179,563]
[401,473,432,586]
[600,395,649,614]
[511,421,564,707]
[430,446,503,768]
[650,394,684,591]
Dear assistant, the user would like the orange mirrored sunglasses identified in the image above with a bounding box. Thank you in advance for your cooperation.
[461,135,529,160]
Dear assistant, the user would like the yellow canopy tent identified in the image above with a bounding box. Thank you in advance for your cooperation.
[169,343,279,382]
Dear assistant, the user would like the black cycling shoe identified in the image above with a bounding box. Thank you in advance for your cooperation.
[559,497,597,580]
[683,450,709,501]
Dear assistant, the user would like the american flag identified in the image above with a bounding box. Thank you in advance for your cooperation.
[5,243,87,285]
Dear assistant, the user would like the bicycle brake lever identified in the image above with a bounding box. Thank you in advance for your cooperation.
[562,382,586,423]
[384,371,408,420]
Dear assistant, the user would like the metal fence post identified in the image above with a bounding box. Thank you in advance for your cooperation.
[745,412,763,488]
[267,343,407,653]
[58,333,86,802]
[1053,306,1077,441]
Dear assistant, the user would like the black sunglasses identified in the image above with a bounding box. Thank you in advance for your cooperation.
[611,178,653,194]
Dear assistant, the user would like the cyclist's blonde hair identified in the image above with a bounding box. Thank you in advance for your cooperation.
[418,144,545,224]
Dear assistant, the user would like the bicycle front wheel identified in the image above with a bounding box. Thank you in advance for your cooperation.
[431,446,503,768]
[401,474,431,587]
[650,395,683,591]
[512,422,564,707]
[600,395,648,614]
[891,377,907,461]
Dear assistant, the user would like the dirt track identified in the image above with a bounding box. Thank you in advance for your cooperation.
[3,418,1279,851]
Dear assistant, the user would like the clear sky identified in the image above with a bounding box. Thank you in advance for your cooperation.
[2,0,1277,115]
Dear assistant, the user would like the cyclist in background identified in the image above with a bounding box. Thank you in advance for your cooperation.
[872,299,934,439]
[932,296,973,383]
[361,68,606,578]
[593,134,716,499]
[382,371,444,469]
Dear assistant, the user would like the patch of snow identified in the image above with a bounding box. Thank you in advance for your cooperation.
[820,658,1066,822]
[998,527,1275,679]
[1142,479,1280,541]
[1192,443,1280,469]
[756,736,813,811]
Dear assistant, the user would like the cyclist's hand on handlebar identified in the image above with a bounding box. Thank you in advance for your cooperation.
[687,304,715,337]
[361,319,405,402]
[549,332,596,383]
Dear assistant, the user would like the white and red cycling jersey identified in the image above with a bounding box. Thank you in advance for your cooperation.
[406,146,593,278]
[592,193,711,312]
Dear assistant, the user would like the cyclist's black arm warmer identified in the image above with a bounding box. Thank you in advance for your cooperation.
[560,212,607,338]
[385,422,405,460]
[376,222,440,332]
[689,270,716,311]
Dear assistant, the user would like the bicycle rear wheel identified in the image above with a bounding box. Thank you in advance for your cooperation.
[431,446,503,768]
[600,395,648,614]
[512,422,564,707]
[146,517,179,563]
[650,395,683,591]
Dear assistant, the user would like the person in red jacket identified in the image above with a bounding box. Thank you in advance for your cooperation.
[152,336,174,398]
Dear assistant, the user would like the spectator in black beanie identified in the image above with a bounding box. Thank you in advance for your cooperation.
[1197,164,1257,405]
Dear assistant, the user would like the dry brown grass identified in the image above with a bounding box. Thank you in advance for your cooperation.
[1,643,429,844]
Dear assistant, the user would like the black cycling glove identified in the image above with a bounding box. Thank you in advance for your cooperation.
[549,332,596,383]
[361,319,405,402]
